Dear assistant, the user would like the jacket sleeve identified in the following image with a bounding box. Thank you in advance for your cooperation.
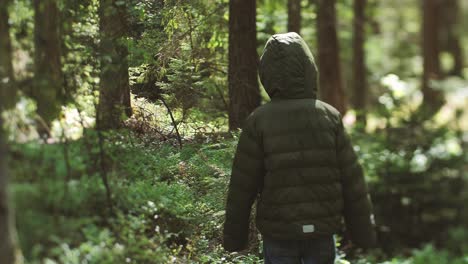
[223,117,264,252]
[336,117,377,249]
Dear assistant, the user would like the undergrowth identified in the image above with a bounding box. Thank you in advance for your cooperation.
[8,127,468,263]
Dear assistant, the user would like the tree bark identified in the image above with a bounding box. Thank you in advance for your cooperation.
[439,0,463,76]
[352,0,366,123]
[98,0,132,130]
[422,0,444,109]
[33,0,63,125]
[0,4,23,260]
[228,0,260,130]
[0,0,16,109]
[288,0,301,34]
[0,121,23,264]
[316,0,347,114]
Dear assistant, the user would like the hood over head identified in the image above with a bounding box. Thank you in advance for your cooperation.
[259,32,318,100]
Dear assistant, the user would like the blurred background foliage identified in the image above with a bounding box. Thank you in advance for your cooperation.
[1,0,467,263]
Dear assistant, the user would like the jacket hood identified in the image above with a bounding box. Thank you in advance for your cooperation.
[259,32,318,100]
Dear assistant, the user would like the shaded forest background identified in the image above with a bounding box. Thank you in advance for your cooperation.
[0,0,467,263]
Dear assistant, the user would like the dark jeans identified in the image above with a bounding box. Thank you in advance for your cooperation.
[262,235,336,264]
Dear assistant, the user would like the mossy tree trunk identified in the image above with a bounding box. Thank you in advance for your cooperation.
[33,0,63,127]
[0,119,23,264]
[0,0,16,109]
[316,0,347,114]
[228,0,260,130]
[98,0,132,130]
[0,3,23,260]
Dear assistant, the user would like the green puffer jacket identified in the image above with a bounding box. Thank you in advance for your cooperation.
[223,32,376,252]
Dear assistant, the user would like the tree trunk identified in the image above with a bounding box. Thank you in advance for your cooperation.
[0,122,23,264]
[316,0,347,114]
[0,4,23,261]
[288,0,301,34]
[447,34,463,77]
[0,0,15,109]
[439,0,463,76]
[228,0,260,130]
[33,0,63,126]
[98,0,132,130]
[352,0,366,123]
[422,0,444,110]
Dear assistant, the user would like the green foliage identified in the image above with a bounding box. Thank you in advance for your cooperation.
[9,121,467,263]
[3,0,468,263]
[346,74,468,250]
[8,0,34,60]
[127,0,230,128]
[9,131,261,262]
[361,244,468,264]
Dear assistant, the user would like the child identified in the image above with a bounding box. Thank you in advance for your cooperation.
[223,32,376,264]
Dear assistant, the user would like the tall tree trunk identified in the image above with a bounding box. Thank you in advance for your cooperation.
[288,0,301,34]
[447,34,463,77]
[98,0,132,130]
[0,119,23,264]
[439,0,463,76]
[33,0,63,126]
[316,0,347,114]
[352,0,366,123]
[0,0,16,109]
[228,0,260,130]
[422,0,444,110]
[1,4,23,261]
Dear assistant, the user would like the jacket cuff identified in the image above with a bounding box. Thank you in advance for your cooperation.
[348,214,377,249]
[223,232,248,252]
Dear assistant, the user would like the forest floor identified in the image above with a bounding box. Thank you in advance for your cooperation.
[9,126,468,263]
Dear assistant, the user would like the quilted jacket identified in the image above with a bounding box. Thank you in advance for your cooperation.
[223,32,376,252]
